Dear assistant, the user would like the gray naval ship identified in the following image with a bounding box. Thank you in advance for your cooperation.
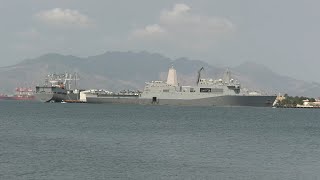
[86,66,277,107]
[35,73,80,102]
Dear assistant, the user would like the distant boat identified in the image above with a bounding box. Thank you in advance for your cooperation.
[0,94,10,100]
[12,87,35,100]
[0,88,35,101]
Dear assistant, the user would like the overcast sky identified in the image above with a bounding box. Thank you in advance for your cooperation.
[1,0,319,82]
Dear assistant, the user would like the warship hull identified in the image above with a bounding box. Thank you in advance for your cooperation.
[87,66,276,107]
[86,95,277,107]
[34,93,79,103]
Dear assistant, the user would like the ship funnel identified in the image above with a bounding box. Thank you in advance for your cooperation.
[223,68,231,83]
[166,65,178,86]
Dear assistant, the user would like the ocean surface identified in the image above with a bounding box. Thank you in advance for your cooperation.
[1,101,320,180]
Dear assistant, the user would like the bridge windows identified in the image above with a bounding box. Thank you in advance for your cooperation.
[200,88,223,93]
[200,88,211,93]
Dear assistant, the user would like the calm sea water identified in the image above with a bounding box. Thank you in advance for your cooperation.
[1,101,320,180]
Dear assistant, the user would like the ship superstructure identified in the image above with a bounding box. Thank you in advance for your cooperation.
[141,67,240,99]
[35,73,81,102]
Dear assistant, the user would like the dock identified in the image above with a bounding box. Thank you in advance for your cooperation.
[275,106,320,109]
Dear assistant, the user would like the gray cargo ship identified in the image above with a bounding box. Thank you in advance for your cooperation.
[35,73,80,102]
[86,66,277,107]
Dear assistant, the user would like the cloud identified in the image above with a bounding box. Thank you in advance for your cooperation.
[165,3,191,17]
[132,24,166,37]
[130,4,235,50]
[160,4,234,33]
[35,8,93,28]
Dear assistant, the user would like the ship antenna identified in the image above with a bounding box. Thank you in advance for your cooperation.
[74,72,77,89]
[197,67,204,85]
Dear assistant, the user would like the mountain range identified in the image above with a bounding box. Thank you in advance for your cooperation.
[0,51,319,97]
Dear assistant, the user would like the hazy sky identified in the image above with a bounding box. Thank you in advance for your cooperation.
[1,0,320,82]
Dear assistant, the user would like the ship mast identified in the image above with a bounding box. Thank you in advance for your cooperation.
[197,67,204,85]
[223,68,231,84]
[74,73,77,90]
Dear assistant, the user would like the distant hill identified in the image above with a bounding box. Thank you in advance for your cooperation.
[232,62,320,96]
[0,51,319,97]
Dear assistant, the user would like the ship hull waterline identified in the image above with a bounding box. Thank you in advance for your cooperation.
[86,95,277,107]
[34,93,79,103]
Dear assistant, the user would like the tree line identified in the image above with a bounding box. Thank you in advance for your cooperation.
[277,94,316,107]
